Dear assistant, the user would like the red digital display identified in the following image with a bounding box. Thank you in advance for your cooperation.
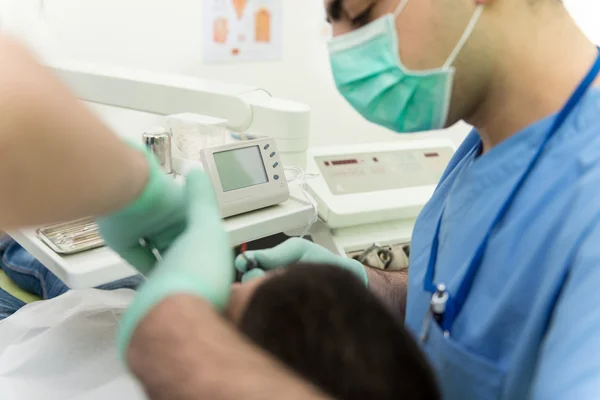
[331,159,358,166]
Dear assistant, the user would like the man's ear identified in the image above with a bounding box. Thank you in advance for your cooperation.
[345,0,376,20]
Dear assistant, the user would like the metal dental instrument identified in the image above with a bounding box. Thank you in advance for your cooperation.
[357,243,383,264]
[139,238,163,262]
[240,252,259,271]
[236,252,260,282]
[37,218,105,255]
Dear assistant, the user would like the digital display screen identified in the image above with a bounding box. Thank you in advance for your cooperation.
[214,146,268,192]
[331,159,358,166]
[315,147,454,195]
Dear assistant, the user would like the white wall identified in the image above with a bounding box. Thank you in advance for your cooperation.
[0,0,598,148]
[565,0,600,44]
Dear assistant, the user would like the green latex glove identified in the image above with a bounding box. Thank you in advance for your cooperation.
[235,238,368,286]
[118,170,234,356]
[98,143,186,275]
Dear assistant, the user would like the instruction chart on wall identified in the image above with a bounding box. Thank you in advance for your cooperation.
[203,0,283,63]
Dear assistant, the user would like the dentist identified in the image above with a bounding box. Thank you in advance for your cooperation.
[233,0,600,398]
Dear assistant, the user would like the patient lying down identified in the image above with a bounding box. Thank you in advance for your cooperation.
[227,264,441,400]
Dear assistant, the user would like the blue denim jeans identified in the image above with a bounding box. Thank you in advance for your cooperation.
[0,236,143,320]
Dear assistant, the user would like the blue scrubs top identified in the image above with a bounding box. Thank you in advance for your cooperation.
[406,87,600,399]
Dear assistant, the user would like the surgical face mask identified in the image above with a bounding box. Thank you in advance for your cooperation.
[328,0,484,133]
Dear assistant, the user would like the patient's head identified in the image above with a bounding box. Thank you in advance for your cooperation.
[228,264,440,400]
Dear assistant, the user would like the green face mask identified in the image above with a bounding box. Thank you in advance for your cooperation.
[328,0,484,133]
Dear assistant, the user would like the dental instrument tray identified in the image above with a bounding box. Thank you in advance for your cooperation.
[36,217,105,255]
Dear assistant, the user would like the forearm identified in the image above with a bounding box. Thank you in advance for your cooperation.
[0,35,148,228]
[366,267,409,322]
[128,295,331,400]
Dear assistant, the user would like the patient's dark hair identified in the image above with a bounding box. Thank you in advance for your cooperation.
[239,264,440,400]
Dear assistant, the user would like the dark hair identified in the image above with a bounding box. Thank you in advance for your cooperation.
[239,264,440,400]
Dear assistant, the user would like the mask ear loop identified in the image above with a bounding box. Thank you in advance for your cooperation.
[394,0,410,17]
[442,5,485,69]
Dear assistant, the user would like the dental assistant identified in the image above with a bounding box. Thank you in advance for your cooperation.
[232,0,600,398]
[0,36,171,238]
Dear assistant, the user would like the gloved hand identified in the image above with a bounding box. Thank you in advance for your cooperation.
[118,170,234,356]
[235,238,368,286]
[98,143,186,275]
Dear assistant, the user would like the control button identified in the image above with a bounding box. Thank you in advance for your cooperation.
[270,152,276,158]
[264,144,270,150]
[273,162,279,168]
[274,174,280,180]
